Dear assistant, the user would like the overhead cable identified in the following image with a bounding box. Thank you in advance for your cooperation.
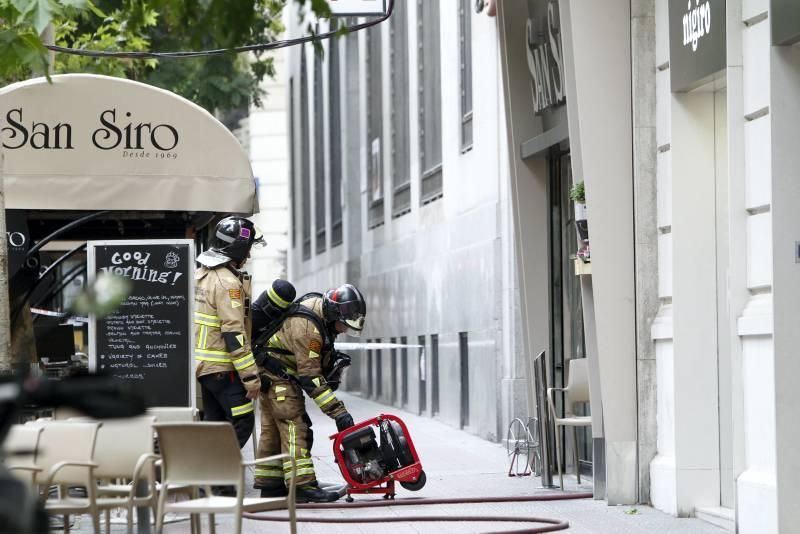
[43,0,394,60]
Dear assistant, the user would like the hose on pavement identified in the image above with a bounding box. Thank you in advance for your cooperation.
[243,491,593,533]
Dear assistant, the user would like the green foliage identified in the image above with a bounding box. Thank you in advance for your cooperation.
[53,2,159,78]
[569,181,586,204]
[0,0,334,115]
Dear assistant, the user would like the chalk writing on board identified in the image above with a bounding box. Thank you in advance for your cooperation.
[92,242,191,406]
[98,250,183,285]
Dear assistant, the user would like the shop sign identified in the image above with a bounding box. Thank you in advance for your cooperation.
[772,0,800,46]
[0,74,256,213]
[6,209,29,279]
[669,0,726,92]
[526,0,565,115]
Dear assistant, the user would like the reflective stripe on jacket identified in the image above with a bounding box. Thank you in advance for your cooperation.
[194,265,260,393]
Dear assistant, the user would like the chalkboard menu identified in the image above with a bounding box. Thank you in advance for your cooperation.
[88,240,194,407]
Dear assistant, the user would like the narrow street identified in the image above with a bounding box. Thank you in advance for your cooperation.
[72,392,723,534]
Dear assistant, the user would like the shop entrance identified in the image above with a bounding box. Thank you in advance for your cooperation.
[546,146,591,477]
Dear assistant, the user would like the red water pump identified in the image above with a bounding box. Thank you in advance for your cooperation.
[330,414,426,501]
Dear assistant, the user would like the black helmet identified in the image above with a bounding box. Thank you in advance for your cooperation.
[197,216,265,267]
[323,284,366,337]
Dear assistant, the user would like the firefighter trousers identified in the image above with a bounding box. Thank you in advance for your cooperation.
[198,371,255,449]
[254,379,317,489]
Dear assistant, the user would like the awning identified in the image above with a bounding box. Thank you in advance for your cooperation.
[0,74,258,215]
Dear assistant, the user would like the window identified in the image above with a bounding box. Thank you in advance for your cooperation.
[417,0,443,204]
[459,332,469,429]
[390,337,398,405]
[417,335,427,414]
[459,0,473,150]
[289,77,296,249]
[300,47,311,260]
[400,335,408,407]
[345,18,361,240]
[431,334,439,416]
[391,1,411,217]
[314,48,326,255]
[366,24,384,228]
[375,338,383,399]
[367,341,374,398]
[329,26,343,247]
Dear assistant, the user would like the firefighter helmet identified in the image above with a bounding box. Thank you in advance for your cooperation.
[323,284,366,337]
[197,216,265,267]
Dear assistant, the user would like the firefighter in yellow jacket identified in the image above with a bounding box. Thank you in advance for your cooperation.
[253,284,366,502]
[194,216,264,447]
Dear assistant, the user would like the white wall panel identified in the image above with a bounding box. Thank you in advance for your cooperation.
[744,116,772,209]
[746,212,773,289]
[742,20,771,114]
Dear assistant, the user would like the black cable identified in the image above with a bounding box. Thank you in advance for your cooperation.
[43,0,394,60]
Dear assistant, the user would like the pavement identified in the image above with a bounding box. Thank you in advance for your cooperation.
[71,392,724,533]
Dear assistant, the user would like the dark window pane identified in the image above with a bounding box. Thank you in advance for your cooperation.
[418,0,443,204]
[391,1,411,217]
[329,24,343,246]
[300,47,311,260]
[367,23,385,228]
[314,47,326,255]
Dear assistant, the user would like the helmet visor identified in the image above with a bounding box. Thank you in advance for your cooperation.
[251,224,267,249]
[343,315,365,337]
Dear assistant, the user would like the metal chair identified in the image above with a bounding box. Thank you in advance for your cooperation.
[547,358,592,490]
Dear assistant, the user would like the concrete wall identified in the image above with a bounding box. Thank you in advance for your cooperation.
[770,40,800,534]
[631,0,659,505]
[648,1,778,529]
[249,43,291,295]
[285,5,520,441]
[560,0,638,505]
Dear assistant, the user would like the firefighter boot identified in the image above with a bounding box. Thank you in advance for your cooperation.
[259,483,288,498]
[295,483,342,503]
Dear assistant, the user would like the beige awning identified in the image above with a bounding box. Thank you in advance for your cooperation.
[0,74,258,215]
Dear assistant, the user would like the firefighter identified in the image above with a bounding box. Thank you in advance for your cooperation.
[194,216,265,448]
[254,284,366,502]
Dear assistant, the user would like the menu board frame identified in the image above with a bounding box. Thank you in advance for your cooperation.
[87,239,195,409]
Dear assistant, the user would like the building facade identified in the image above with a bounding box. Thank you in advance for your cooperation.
[285,1,525,441]
[285,0,800,532]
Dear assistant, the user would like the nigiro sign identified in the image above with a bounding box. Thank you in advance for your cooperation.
[0,74,258,213]
[669,0,726,92]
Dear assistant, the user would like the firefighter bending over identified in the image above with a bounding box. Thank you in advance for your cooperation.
[253,284,366,502]
[194,216,264,447]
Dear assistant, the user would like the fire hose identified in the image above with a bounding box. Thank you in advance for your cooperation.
[243,491,594,533]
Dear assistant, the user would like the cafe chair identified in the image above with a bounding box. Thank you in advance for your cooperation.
[154,422,297,534]
[547,358,592,490]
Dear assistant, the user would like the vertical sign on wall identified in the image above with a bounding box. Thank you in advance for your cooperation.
[88,239,194,408]
[669,0,727,92]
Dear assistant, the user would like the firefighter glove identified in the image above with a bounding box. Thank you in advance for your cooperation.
[335,412,355,432]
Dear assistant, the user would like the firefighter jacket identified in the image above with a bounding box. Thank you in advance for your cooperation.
[194,265,260,394]
[262,296,347,419]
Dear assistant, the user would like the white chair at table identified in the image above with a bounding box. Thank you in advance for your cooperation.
[154,422,297,534]
[34,421,104,534]
[547,358,592,490]
[87,416,159,534]
[4,424,44,486]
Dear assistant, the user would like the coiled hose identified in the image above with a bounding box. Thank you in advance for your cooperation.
[243,491,593,533]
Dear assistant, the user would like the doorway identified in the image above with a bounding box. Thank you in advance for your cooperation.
[546,146,591,476]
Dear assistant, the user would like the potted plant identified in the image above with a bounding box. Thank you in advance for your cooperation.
[570,181,589,244]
